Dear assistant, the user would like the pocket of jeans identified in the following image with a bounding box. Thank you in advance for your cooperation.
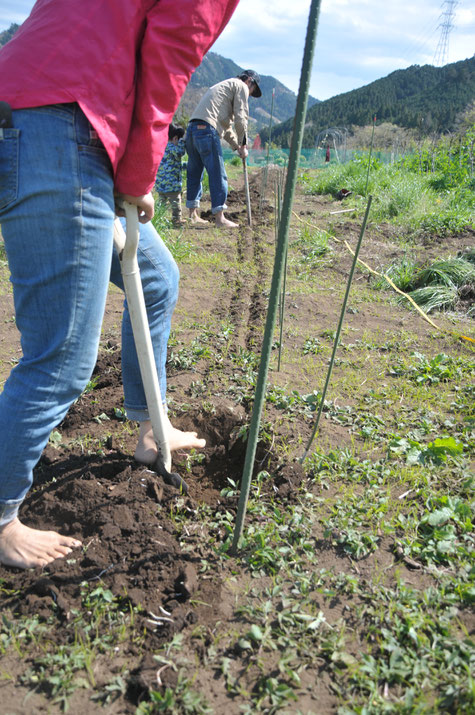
[0,128,19,211]
[195,132,213,157]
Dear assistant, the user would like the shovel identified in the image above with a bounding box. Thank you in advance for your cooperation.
[242,134,252,227]
[113,203,188,493]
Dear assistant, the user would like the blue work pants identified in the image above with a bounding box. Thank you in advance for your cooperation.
[185,121,228,214]
[0,103,178,523]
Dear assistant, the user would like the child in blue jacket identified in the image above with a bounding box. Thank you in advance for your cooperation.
[155,124,186,226]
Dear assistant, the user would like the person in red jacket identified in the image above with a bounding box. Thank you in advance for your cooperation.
[0,0,239,569]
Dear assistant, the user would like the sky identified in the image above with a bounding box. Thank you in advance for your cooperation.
[1,0,474,100]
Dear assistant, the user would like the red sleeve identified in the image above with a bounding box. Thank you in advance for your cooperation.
[114,0,240,195]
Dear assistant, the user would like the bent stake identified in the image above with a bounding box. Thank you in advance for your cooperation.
[300,196,373,463]
[231,0,322,554]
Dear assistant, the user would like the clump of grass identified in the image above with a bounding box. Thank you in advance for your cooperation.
[415,207,474,235]
[292,226,331,273]
[151,197,172,233]
[373,254,419,292]
[378,254,475,314]
[402,284,458,313]
[413,258,475,289]
[163,232,195,262]
[150,198,196,261]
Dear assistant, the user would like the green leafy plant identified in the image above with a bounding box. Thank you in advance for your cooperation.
[137,674,213,714]
[388,435,463,465]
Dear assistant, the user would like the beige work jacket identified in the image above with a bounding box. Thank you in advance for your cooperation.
[190,77,249,151]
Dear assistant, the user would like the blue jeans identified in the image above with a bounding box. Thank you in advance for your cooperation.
[0,104,178,525]
[185,121,228,214]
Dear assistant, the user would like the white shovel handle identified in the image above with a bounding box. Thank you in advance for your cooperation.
[113,204,171,473]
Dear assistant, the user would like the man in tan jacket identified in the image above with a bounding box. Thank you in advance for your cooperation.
[185,70,262,228]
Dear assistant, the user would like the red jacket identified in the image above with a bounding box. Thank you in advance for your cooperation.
[0,0,239,195]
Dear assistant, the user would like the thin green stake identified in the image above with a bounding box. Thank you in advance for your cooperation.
[231,0,322,554]
[277,242,288,372]
[364,115,376,195]
[300,196,373,463]
[277,175,287,372]
[276,178,282,324]
[260,87,276,214]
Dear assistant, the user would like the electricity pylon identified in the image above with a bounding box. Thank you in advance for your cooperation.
[433,0,459,66]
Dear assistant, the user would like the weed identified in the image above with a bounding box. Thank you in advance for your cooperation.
[302,337,324,354]
[375,253,475,315]
[83,376,98,394]
[389,351,472,385]
[372,254,419,292]
[293,227,331,271]
[388,434,464,465]
[220,477,239,498]
[48,430,63,449]
[15,583,141,711]
[113,406,127,421]
[22,647,91,711]
[137,674,213,714]
[91,673,128,705]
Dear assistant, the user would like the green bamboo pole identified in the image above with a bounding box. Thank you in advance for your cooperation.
[231,0,322,554]
[277,178,287,372]
[277,242,288,372]
[300,196,372,463]
[364,115,377,195]
[260,88,276,213]
[276,179,282,327]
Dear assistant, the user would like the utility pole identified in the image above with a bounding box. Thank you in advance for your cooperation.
[433,0,459,66]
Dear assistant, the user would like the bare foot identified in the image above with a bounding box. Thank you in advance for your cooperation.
[189,209,208,225]
[215,217,238,228]
[134,418,206,465]
[0,518,82,569]
[214,210,238,228]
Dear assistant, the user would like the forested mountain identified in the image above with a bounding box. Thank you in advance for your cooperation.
[264,57,475,147]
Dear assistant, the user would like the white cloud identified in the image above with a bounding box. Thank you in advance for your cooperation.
[456,7,475,25]
[359,55,410,70]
